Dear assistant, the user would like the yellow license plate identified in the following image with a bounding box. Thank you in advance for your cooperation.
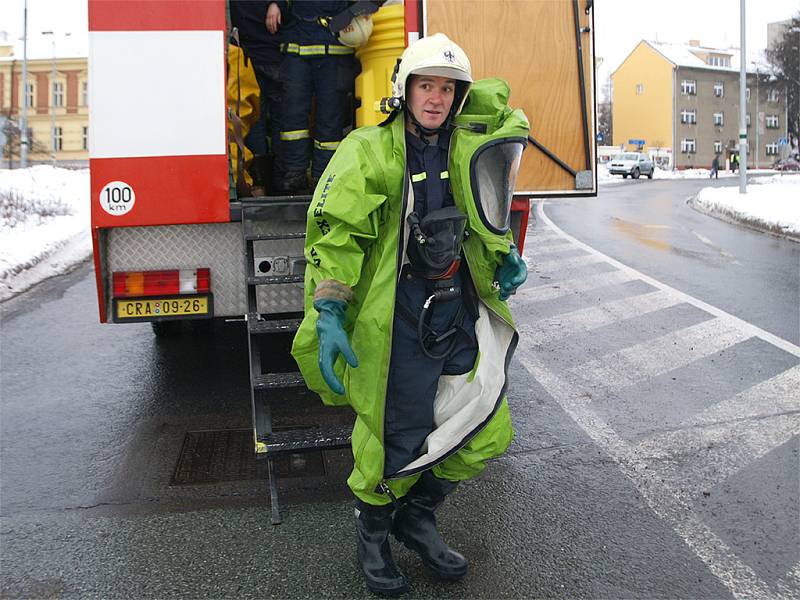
[115,295,211,321]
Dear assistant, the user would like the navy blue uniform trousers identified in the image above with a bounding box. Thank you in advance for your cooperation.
[383,268,478,476]
[278,54,351,179]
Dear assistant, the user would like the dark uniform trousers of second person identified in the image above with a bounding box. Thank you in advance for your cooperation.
[277,0,357,183]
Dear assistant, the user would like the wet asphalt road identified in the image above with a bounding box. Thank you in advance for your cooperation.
[1,178,798,599]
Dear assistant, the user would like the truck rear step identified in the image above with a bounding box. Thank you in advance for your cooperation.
[242,197,352,525]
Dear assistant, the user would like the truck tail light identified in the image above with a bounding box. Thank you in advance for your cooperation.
[112,268,211,298]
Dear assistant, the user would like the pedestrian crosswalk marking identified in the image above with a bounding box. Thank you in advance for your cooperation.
[534,253,606,273]
[518,269,636,303]
[566,318,751,390]
[517,290,678,345]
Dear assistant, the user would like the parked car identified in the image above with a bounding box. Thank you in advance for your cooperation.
[773,157,800,171]
[609,152,655,179]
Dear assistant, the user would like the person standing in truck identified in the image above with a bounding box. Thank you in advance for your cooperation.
[292,34,529,595]
[272,0,360,194]
[229,0,284,194]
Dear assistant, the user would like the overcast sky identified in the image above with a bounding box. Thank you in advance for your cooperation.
[3,0,799,74]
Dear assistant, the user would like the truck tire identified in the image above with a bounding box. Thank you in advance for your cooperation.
[622,174,628,179]
[632,168,640,179]
[647,169,653,179]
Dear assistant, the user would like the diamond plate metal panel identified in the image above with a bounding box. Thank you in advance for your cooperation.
[107,222,309,317]
[107,223,247,316]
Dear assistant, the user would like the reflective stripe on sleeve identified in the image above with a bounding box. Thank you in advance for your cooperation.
[410,172,426,183]
[440,170,449,179]
[280,129,311,141]
[281,43,355,56]
[328,45,355,55]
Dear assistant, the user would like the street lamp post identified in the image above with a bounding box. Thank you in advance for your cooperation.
[20,0,29,168]
[738,0,747,194]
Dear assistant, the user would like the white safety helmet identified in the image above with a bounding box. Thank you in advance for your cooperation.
[390,33,473,117]
[338,14,373,48]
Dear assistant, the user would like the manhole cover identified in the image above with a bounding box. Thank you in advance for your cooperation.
[172,429,326,485]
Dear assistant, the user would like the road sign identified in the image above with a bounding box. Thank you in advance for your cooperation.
[628,139,645,145]
[778,137,788,146]
[596,133,604,142]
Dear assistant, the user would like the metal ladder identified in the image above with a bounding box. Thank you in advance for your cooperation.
[241,197,352,525]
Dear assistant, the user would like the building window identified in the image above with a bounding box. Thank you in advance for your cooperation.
[713,82,724,97]
[714,140,722,154]
[713,112,724,126]
[681,109,697,124]
[707,55,731,67]
[681,79,697,95]
[746,87,750,102]
[82,126,89,150]
[52,81,64,107]
[681,138,696,153]
[53,126,63,151]
[746,114,751,127]
[25,82,34,108]
[765,143,779,156]
[81,81,88,106]
[766,115,779,129]
[636,83,645,95]
[767,88,779,103]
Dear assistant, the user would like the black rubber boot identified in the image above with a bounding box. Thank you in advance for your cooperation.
[355,500,409,596]
[391,471,468,581]
[273,171,309,195]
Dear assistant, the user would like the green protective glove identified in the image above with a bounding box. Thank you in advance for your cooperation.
[314,298,359,395]
[495,244,528,301]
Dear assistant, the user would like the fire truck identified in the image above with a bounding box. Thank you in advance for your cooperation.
[88,0,596,520]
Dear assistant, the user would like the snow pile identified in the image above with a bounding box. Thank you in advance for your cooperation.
[693,174,800,238]
[0,166,91,301]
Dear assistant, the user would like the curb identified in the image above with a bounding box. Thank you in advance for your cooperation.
[686,195,800,244]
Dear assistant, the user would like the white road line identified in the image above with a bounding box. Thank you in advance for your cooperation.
[514,350,782,600]
[634,412,800,491]
[534,253,606,273]
[515,269,637,303]
[517,290,679,346]
[533,246,588,260]
[566,318,750,390]
[686,366,800,427]
[691,229,741,265]
[537,202,800,358]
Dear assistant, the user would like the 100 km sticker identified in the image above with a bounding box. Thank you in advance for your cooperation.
[99,181,136,216]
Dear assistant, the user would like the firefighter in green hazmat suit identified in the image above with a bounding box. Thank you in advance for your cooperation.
[291,33,530,595]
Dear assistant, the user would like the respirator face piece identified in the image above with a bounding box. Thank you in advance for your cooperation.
[470,139,525,234]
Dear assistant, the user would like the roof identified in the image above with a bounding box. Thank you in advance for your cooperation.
[0,32,88,63]
[614,39,774,77]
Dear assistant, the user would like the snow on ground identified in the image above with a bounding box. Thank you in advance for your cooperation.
[0,166,90,301]
[692,173,800,239]
[598,162,778,185]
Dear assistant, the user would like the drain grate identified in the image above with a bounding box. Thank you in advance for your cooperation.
[172,429,326,485]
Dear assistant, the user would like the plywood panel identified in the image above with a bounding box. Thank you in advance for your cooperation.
[426,0,595,194]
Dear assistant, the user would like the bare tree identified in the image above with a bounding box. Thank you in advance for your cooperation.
[766,13,800,143]
[1,112,49,168]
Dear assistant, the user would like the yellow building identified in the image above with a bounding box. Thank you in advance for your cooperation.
[612,40,787,169]
[0,33,88,167]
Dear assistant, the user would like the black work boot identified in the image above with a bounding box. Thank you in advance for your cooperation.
[391,471,468,581]
[354,500,409,596]
[273,171,309,195]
